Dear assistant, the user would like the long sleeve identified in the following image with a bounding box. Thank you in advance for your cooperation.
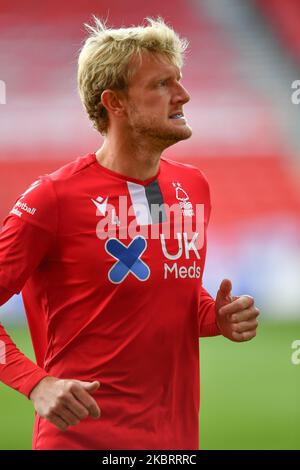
[0,303,49,397]
[198,286,221,337]
[0,177,57,397]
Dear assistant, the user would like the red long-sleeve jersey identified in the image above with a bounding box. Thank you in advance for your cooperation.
[0,153,219,450]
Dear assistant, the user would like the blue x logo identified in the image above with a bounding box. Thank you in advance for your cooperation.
[105,236,150,283]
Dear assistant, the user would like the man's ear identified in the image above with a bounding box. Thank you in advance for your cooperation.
[101,89,126,118]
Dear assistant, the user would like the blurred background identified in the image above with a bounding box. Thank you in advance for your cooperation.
[0,0,299,450]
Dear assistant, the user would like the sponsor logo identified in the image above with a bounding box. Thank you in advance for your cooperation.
[161,232,201,279]
[92,196,120,225]
[94,185,203,281]
[104,232,201,281]
[172,182,194,217]
[11,201,37,218]
[91,196,108,216]
[15,201,36,215]
[160,232,200,260]
[164,261,201,279]
[11,207,22,218]
[10,180,39,218]
[105,236,150,283]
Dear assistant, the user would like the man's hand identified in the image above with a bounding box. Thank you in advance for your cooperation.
[29,376,101,431]
[215,279,259,342]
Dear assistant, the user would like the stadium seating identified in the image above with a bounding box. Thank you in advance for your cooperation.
[256,0,300,64]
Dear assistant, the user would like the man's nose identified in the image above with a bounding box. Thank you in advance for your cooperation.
[173,83,190,105]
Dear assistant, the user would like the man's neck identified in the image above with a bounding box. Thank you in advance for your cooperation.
[95,135,162,182]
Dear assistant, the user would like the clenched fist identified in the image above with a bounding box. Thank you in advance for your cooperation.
[29,376,101,431]
[215,279,259,342]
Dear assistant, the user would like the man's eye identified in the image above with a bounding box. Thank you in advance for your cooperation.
[158,80,167,87]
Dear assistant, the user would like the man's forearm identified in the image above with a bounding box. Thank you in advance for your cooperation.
[0,289,49,397]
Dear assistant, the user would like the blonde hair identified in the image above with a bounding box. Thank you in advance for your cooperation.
[77,17,188,134]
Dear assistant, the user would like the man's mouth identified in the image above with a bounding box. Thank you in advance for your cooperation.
[169,113,185,120]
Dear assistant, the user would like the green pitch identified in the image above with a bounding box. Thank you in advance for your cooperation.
[0,321,299,449]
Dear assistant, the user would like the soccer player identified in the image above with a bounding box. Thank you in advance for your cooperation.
[0,18,259,450]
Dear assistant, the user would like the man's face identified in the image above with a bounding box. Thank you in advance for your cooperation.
[122,53,192,147]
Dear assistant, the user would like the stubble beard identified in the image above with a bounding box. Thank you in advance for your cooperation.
[127,109,192,151]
